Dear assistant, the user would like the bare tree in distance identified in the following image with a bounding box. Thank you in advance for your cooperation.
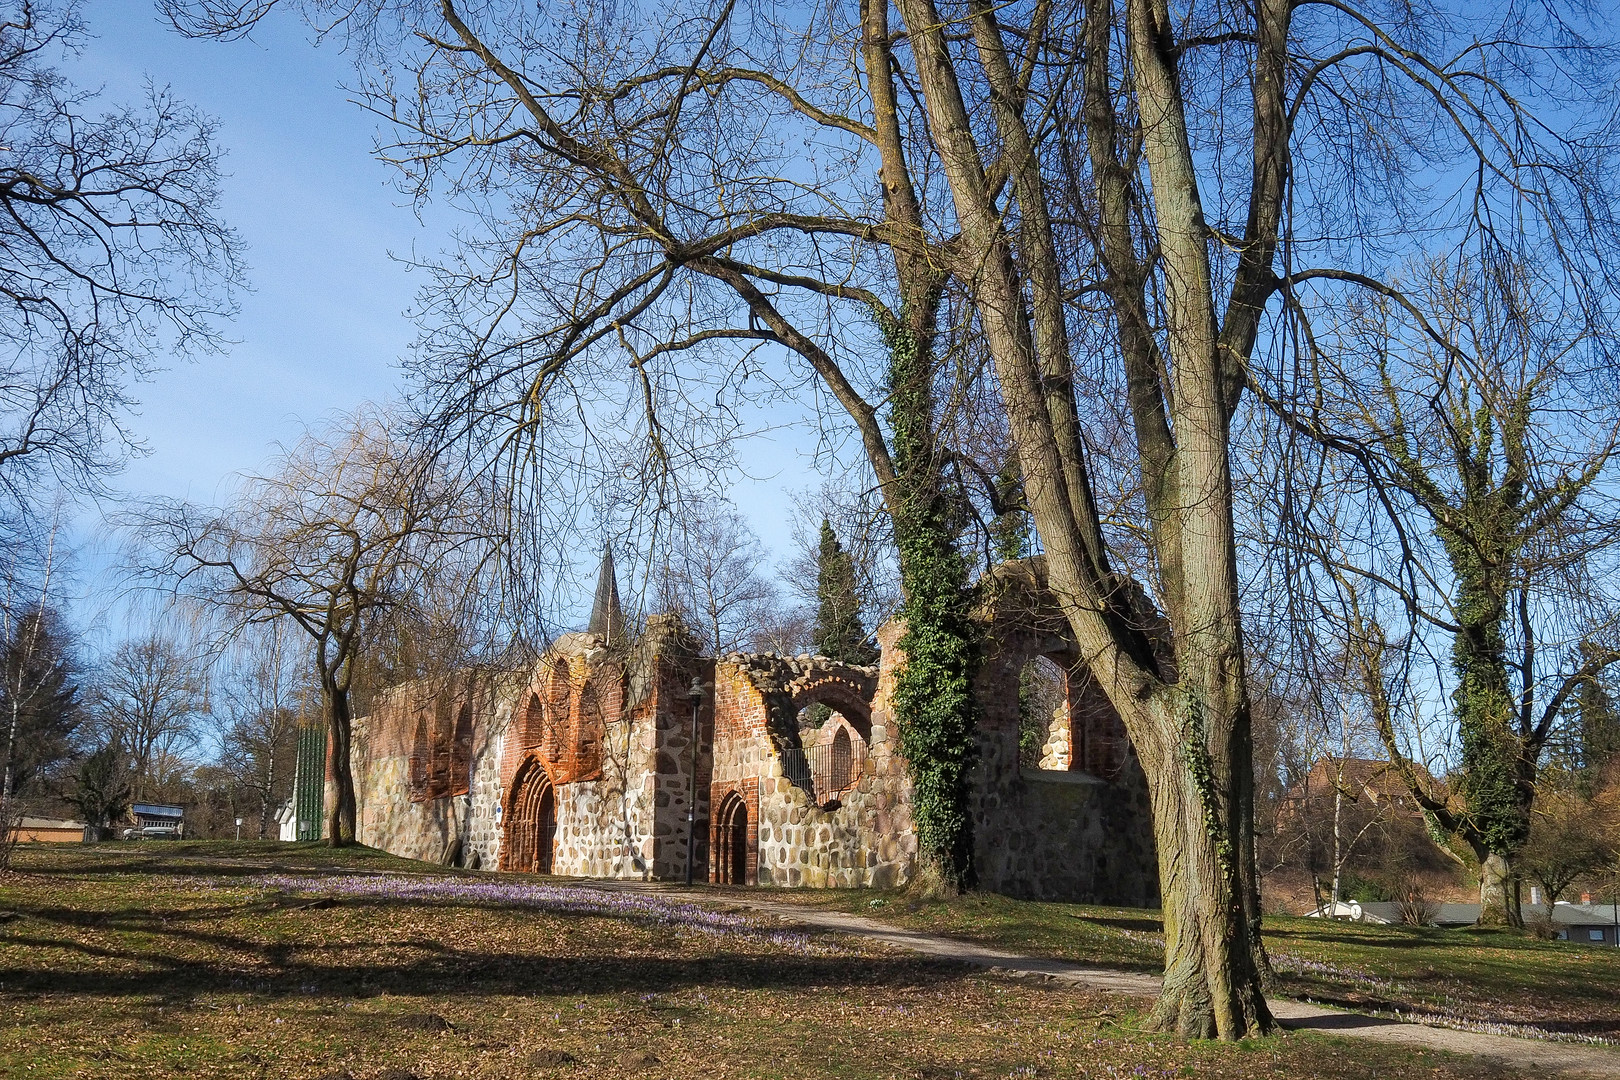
[655,506,780,656]
[159,0,1620,1038]
[128,406,500,845]
[1264,256,1620,925]
[91,634,207,804]
[209,622,309,838]
[0,1,240,524]
[0,511,75,859]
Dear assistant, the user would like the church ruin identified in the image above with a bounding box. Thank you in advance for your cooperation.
[343,554,1159,904]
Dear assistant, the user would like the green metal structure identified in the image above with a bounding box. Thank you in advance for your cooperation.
[293,721,326,841]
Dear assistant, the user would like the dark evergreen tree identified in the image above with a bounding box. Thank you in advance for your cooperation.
[1572,643,1620,791]
[811,519,876,666]
[0,606,82,803]
[64,742,132,841]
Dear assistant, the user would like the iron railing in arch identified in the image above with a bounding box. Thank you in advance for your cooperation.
[779,739,864,805]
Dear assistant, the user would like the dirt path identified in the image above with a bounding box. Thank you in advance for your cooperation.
[586,882,1620,1078]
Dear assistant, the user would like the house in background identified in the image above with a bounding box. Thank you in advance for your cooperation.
[1551,899,1620,945]
[126,803,185,838]
[8,816,89,842]
[1307,898,1620,945]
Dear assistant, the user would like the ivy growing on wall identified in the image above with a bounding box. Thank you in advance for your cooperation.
[879,303,980,891]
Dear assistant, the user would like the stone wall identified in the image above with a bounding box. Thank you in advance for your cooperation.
[964,559,1160,905]
[348,557,1159,908]
[352,669,516,867]
[709,649,915,889]
[497,618,711,881]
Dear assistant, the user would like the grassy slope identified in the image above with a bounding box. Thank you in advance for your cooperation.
[739,887,1620,1039]
[0,842,1508,1080]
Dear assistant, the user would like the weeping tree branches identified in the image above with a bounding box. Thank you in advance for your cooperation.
[158,0,1620,1041]
[126,407,499,845]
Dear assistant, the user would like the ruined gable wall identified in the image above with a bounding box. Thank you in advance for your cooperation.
[969,630,1158,905]
[499,622,711,880]
[962,558,1160,905]
[710,650,914,888]
[352,668,517,866]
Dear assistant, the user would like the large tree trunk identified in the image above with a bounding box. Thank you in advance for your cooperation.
[1141,698,1272,1036]
[885,0,1275,1037]
[323,681,357,847]
[1477,849,1522,927]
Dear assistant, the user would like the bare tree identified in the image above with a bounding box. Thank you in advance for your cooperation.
[655,506,780,655]
[1270,256,1620,925]
[160,0,1620,1039]
[0,513,75,854]
[129,406,496,845]
[210,623,309,838]
[0,1,240,522]
[1520,789,1617,918]
[91,634,207,804]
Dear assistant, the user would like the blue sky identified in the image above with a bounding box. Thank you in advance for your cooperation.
[67,5,817,642]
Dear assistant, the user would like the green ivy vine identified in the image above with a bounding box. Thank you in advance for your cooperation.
[878,301,980,891]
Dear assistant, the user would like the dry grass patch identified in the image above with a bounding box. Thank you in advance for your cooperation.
[740,886,1620,1042]
[0,844,1520,1079]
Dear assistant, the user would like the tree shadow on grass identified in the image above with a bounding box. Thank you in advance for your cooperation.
[1066,914,1163,934]
[0,930,975,1006]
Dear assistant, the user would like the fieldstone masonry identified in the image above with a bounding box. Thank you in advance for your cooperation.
[344,556,1160,905]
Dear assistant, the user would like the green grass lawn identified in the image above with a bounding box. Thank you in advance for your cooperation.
[0,842,1512,1080]
[737,886,1620,1040]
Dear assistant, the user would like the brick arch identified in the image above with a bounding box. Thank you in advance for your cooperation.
[574,678,605,773]
[408,687,475,802]
[541,659,570,760]
[711,789,752,885]
[788,676,872,740]
[517,690,545,751]
[501,753,557,873]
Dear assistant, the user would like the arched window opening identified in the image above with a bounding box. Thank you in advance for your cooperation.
[521,692,544,750]
[449,699,475,796]
[829,727,853,792]
[1070,671,1130,780]
[576,680,604,765]
[1019,655,1070,771]
[713,792,749,885]
[409,690,476,802]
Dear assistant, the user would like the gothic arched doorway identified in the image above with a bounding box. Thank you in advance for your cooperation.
[714,791,750,885]
[503,758,557,873]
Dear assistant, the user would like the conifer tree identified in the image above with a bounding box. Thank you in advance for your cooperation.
[0,607,82,809]
[64,742,132,841]
[1572,645,1620,791]
[811,519,876,666]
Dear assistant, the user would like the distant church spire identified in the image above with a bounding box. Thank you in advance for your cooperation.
[586,546,624,643]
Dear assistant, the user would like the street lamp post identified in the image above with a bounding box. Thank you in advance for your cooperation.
[684,676,704,886]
